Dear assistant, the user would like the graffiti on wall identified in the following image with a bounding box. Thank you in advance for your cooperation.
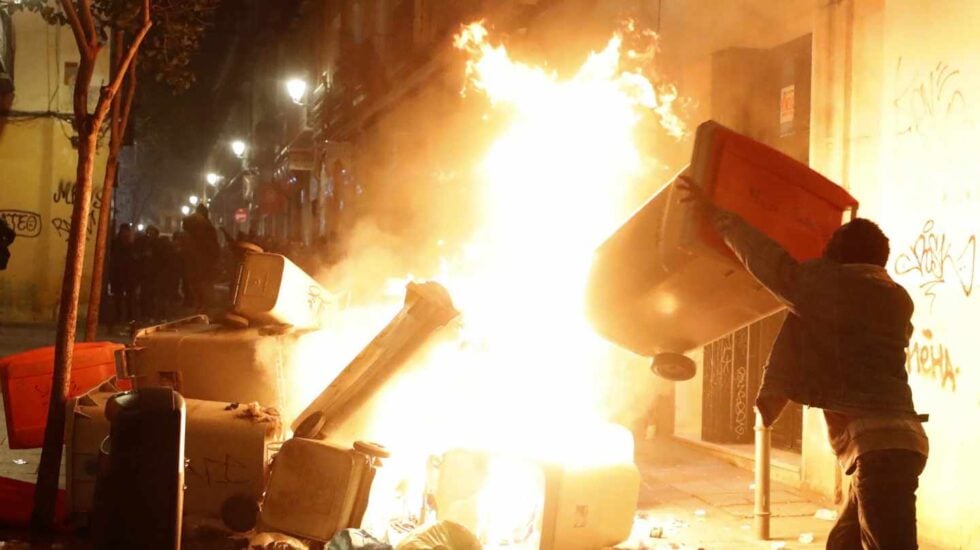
[893,58,967,142]
[894,219,976,309]
[50,181,103,242]
[0,210,42,238]
[907,329,960,393]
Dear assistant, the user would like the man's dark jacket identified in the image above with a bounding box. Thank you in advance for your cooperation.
[711,210,921,425]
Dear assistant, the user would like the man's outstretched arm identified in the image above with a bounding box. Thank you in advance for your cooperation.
[677,176,803,313]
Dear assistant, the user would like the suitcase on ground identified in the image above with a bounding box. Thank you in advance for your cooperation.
[0,341,126,449]
[66,380,279,531]
[259,437,389,542]
[91,387,185,549]
[587,120,858,365]
[125,315,308,423]
[232,252,333,329]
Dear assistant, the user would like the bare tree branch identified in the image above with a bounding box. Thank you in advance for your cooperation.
[94,0,151,121]
[77,0,98,47]
[58,0,90,56]
[119,57,138,135]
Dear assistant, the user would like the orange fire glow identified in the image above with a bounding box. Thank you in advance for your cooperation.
[289,20,683,543]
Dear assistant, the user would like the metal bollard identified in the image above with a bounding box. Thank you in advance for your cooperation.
[754,407,771,540]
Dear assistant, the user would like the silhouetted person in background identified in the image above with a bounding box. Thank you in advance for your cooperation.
[136,226,167,321]
[0,216,14,270]
[679,177,927,550]
[182,204,220,312]
[157,234,182,320]
[109,223,139,330]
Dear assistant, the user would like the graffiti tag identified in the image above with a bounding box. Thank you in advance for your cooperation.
[0,210,42,238]
[906,329,960,393]
[306,285,329,319]
[893,58,966,141]
[894,220,976,309]
[186,454,251,487]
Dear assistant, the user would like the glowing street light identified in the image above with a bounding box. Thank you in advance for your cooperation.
[189,195,200,206]
[206,172,220,186]
[181,205,191,216]
[286,78,308,105]
[231,139,247,158]
[137,223,145,232]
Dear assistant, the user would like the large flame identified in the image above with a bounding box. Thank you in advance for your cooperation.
[290,20,682,542]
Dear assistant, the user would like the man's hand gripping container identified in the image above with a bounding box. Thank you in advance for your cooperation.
[586,120,858,379]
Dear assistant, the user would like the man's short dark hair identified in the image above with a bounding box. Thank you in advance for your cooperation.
[823,218,890,266]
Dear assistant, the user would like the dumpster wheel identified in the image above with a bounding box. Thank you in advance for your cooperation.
[651,352,696,381]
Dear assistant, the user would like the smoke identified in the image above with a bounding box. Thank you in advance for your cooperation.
[292,3,697,448]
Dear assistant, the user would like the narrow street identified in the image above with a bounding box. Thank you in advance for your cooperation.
[2,0,976,548]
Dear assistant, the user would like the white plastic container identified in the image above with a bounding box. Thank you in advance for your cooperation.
[233,252,331,329]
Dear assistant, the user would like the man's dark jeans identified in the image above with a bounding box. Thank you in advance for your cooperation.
[827,449,927,549]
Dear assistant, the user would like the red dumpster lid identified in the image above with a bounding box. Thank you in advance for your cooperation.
[701,121,858,210]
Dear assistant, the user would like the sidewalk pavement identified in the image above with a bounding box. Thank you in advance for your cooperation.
[632,437,943,549]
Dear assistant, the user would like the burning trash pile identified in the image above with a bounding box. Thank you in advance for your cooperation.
[0,20,685,549]
[0,14,862,548]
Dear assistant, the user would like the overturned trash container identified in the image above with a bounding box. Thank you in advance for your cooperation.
[293,281,459,440]
[587,120,858,380]
[260,438,390,542]
[232,252,333,329]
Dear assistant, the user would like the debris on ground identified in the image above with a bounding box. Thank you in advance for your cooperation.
[798,532,815,544]
[394,521,481,550]
[327,528,391,550]
[693,509,706,517]
[11,459,27,465]
[814,508,839,521]
[248,531,309,550]
[770,541,787,549]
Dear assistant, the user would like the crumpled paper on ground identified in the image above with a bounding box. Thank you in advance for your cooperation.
[395,521,481,550]
[248,532,309,550]
[226,401,283,437]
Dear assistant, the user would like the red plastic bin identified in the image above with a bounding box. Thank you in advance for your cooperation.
[587,120,858,363]
[1,342,126,449]
[0,476,69,530]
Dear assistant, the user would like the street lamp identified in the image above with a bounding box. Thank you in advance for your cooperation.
[286,78,308,105]
[181,205,191,216]
[189,195,200,206]
[206,172,220,186]
[231,139,247,158]
[137,223,145,232]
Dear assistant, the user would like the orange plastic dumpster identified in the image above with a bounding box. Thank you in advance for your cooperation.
[0,341,126,449]
[586,120,858,379]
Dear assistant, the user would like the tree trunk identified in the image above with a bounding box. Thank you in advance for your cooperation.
[31,123,100,533]
[84,152,119,341]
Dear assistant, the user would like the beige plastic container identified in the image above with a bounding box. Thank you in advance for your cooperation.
[429,449,640,550]
[233,252,330,329]
[65,381,279,531]
[126,315,307,423]
[259,438,387,541]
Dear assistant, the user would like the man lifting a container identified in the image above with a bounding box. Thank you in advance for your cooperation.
[678,176,928,550]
